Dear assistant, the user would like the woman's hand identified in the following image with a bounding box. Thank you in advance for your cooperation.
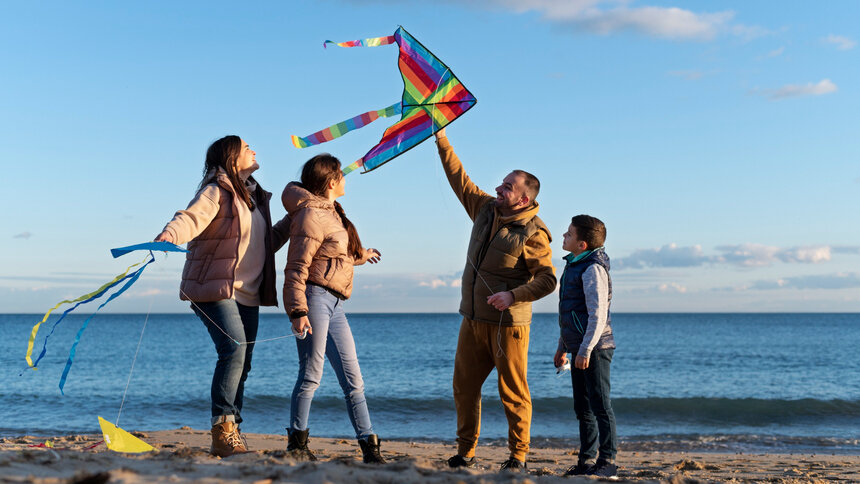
[365,248,382,264]
[291,315,312,336]
[154,231,173,243]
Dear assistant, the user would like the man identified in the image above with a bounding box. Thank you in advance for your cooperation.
[435,128,556,471]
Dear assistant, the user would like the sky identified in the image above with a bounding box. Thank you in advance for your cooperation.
[2,0,859,313]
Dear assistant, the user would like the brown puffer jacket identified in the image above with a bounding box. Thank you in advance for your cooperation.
[162,170,289,306]
[282,182,367,317]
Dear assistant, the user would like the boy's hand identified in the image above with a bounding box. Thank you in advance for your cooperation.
[554,350,568,368]
[434,127,446,140]
[575,355,589,370]
[487,291,514,310]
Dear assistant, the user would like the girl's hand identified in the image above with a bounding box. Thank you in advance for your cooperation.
[154,231,173,243]
[365,248,382,264]
[291,316,312,336]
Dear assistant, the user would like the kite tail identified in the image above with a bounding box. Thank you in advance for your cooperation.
[25,256,150,369]
[323,35,396,49]
[59,254,156,394]
[291,102,402,148]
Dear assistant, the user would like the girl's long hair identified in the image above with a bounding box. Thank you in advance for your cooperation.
[300,154,363,259]
[200,135,253,209]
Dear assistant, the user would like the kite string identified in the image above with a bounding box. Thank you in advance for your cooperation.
[179,288,298,345]
[117,301,152,427]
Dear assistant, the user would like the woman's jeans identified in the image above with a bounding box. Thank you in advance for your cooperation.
[571,348,617,462]
[192,300,259,426]
[290,285,373,439]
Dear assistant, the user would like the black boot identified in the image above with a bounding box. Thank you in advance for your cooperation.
[358,434,386,464]
[286,428,317,461]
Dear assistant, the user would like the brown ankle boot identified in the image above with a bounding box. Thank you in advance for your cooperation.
[210,421,248,457]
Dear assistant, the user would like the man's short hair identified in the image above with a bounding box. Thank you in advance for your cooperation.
[512,169,540,202]
[571,214,606,249]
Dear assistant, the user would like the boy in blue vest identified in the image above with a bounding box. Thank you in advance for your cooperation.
[553,215,617,479]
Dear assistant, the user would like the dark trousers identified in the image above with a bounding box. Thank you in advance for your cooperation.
[571,348,617,462]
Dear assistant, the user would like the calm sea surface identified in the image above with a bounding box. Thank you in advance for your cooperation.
[2,313,858,454]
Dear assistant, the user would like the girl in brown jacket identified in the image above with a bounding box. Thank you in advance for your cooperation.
[155,135,289,457]
[282,154,385,464]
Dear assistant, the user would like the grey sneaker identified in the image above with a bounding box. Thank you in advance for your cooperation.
[588,460,618,479]
[500,457,527,472]
[447,454,477,468]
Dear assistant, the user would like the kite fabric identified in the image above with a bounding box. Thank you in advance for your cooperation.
[24,242,187,393]
[98,416,154,453]
[292,26,477,175]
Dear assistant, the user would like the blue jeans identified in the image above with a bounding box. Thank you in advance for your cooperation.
[192,300,259,426]
[571,348,617,462]
[290,285,373,439]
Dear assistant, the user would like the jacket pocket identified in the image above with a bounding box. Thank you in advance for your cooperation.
[323,258,337,282]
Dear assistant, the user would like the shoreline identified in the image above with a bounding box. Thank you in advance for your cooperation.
[2,429,858,483]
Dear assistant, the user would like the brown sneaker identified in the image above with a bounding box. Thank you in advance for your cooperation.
[210,421,248,457]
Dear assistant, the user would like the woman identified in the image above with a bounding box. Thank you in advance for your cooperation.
[282,153,385,463]
[155,135,290,457]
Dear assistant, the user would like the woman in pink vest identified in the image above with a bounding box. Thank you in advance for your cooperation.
[281,154,385,463]
[155,135,290,457]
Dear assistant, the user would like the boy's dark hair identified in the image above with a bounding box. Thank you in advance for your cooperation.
[571,214,606,249]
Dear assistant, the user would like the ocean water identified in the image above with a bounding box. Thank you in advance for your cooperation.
[2,313,859,454]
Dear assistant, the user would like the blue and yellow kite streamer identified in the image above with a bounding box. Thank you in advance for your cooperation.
[24,241,187,393]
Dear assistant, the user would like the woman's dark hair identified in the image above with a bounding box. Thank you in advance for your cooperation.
[301,154,364,259]
[200,135,253,209]
[571,214,606,249]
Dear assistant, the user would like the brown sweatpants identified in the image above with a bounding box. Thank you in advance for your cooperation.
[453,317,531,461]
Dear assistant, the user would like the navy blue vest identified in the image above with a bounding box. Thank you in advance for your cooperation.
[558,248,615,352]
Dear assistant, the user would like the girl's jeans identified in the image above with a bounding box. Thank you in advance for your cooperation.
[289,284,374,439]
[192,300,259,426]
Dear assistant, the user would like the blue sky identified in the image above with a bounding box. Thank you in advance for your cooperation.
[2,0,859,313]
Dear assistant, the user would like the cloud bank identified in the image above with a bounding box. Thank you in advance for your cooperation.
[616,243,858,269]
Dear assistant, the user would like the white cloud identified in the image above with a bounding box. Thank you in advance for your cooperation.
[617,243,852,270]
[13,231,32,239]
[823,34,856,51]
[752,79,838,100]
[715,244,832,266]
[657,282,687,293]
[492,0,744,41]
[419,279,449,289]
[615,243,712,269]
[765,46,784,57]
[747,273,860,290]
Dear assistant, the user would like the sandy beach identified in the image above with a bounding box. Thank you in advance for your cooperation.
[1,429,857,483]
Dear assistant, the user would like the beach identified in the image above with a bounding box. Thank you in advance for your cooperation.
[2,429,859,483]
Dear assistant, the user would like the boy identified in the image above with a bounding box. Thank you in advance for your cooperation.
[554,215,617,479]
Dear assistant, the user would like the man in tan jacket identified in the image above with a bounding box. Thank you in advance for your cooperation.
[434,128,556,472]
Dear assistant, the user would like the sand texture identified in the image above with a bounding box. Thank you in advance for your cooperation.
[1,429,858,483]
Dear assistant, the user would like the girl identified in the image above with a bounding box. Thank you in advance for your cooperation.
[282,154,385,464]
[155,135,289,457]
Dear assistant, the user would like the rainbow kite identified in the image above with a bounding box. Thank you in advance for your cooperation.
[24,241,187,393]
[291,26,477,175]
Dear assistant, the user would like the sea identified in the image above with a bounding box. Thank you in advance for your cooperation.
[2,313,858,454]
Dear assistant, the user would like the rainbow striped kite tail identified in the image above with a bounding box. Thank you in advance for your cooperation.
[342,159,364,176]
[291,135,309,149]
[324,35,396,49]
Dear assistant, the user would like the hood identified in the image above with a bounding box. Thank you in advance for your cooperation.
[282,181,334,215]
